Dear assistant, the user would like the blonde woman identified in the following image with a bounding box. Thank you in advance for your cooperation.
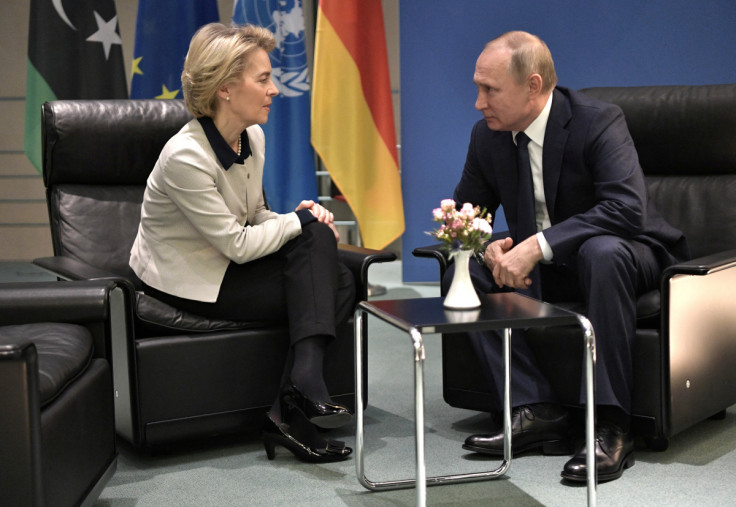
[130,23,354,463]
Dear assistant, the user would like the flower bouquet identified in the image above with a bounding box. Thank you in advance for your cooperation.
[428,199,492,310]
[428,199,493,254]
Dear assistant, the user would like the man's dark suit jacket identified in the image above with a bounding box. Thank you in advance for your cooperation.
[454,86,689,267]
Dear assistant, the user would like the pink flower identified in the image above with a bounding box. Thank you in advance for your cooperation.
[460,202,475,218]
[473,217,493,234]
[428,199,493,252]
[440,199,456,211]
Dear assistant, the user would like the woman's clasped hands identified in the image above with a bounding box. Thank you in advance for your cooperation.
[296,200,340,242]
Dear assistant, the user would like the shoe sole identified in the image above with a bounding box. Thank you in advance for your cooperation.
[463,438,571,457]
[560,453,635,482]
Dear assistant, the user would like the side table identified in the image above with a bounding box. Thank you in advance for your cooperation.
[354,292,597,506]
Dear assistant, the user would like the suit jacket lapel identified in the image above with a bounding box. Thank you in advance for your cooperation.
[542,88,571,223]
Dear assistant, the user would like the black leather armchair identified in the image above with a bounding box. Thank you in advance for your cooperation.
[414,83,736,450]
[34,99,395,450]
[0,280,117,506]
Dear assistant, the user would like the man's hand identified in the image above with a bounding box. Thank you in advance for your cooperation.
[488,236,543,289]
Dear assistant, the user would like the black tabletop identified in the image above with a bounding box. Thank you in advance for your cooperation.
[359,293,581,334]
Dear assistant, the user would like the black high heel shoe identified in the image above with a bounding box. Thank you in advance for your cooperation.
[262,414,352,463]
[280,383,353,429]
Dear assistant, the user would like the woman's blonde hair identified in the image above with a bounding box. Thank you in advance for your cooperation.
[181,23,276,117]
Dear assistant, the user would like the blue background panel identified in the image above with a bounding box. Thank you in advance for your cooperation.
[400,0,736,282]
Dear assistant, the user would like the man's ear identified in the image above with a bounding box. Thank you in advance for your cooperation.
[528,74,543,96]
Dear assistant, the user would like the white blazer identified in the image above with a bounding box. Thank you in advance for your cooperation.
[130,119,302,302]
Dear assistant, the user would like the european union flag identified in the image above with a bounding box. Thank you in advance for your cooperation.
[130,0,219,99]
[233,0,318,214]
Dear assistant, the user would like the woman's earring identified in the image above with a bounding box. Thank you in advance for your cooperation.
[226,96,230,101]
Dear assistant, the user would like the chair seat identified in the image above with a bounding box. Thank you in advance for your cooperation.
[635,289,660,328]
[0,323,93,407]
[135,292,267,335]
[523,288,661,329]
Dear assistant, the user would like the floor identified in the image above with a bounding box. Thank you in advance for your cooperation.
[4,260,736,505]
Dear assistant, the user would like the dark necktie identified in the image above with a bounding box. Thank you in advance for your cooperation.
[515,132,542,298]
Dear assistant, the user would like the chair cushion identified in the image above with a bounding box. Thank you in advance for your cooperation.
[135,292,263,334]
[0,323,93,407]
[543,291,660,329]
[52,184,144,280]
[636,290,660,329]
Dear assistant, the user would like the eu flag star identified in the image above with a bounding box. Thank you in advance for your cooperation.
[131,57,143,76]
[156,85,180,99]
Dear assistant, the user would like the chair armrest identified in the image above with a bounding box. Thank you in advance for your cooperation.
[412,243,451,282]
[34,255,121,282]
[662,248,736,278]
[0,336,43,506]
[34,255,139,308]
[0,280,115,326]
[659,248,736,435]
[338,244,397,301]
[0,280,119,361]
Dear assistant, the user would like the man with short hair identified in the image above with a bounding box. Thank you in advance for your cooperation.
[451,31,689,482]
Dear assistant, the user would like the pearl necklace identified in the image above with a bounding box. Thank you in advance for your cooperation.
[237,134,242,156]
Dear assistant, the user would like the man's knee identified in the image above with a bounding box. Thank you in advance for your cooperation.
[577,236,638,287]
[578,236,632,266]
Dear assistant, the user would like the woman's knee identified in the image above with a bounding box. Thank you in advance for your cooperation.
[302,220,336,243]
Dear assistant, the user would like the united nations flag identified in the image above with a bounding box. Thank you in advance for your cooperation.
[233,0,318,214]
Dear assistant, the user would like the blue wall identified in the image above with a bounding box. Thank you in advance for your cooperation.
[400,0,736,282]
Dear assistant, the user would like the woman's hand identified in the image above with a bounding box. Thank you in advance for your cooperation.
[295,200,340,241]
[296,200,333,223]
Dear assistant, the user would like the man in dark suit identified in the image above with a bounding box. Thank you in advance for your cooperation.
[451,31,689,482]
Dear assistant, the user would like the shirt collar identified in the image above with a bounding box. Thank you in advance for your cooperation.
[514,92,553,147]
[197,116,251,170]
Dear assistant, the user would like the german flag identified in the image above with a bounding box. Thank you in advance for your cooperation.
[311,0,405,250]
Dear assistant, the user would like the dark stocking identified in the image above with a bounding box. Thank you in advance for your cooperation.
[290,334,331,402]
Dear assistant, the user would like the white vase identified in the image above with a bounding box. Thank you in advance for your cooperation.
[443,249,481,310]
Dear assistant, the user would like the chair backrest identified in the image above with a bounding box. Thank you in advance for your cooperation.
[42,100,192,279]
[580,84,736,259]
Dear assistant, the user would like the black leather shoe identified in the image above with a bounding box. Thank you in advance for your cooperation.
[262,414,352,463]
[561,422,635,482]
[462,404,571,457]
[281,383,353,429]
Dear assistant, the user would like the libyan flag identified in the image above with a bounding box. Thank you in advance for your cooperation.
[24,0,128,173]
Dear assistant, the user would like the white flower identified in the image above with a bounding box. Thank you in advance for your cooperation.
[475,217,492,233]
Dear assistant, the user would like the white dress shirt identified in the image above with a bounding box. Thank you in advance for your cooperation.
[513,93,554,261]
